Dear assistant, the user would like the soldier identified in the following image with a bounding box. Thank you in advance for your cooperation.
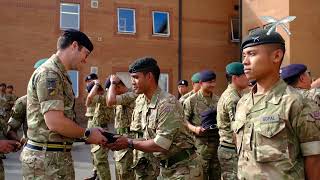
[280,64,320,107]
[183,70,221,180]
[84,73,100,180]
[5,85,18,114]
[107,74,138,180]
[109,57,202,179]
[85,79,113,180]
[179,72,201,104]
[216,62,248,179]
[177,80,189,99]
[235,28,320,179]
[21,29,107,179]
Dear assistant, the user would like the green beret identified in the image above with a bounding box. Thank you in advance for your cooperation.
[191,73,200,83]
[226,62,244,75]
[128,57,159,73]
[34,58,48,69]
[241,29,285,50]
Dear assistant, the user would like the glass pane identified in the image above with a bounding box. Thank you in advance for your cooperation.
[118,9,135,32]
[153,12,168,35]
[61,4,79,13]
[68,71,79,98]
[232,19,239,39]
[159,73,169,92]
[61,13,79,29]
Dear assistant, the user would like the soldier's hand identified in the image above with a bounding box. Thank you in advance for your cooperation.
[110,75,120,83]
[108,136,129,151]
[86,128,108,146]
[0,140,19,153]
[194,126,206,135]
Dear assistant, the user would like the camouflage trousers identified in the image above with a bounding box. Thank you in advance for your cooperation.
[0,159,4,180]
[115,149,134,180]
[20,147,75,180]
[217,146,238,180]
[159,153,203,180]
[91,144,110,180]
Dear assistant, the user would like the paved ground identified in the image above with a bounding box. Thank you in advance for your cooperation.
[3,143,116,180]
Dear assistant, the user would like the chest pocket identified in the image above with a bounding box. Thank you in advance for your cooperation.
[253,114,288,162]
[144,109,157,139]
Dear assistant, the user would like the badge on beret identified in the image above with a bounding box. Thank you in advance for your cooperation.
[260,16,296,36]
[47,78,57,96]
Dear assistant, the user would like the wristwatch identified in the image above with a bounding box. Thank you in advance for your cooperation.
[83,128,91,141]
[128,139,134,149]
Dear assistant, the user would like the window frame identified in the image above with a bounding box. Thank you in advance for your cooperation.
[117,8,136,34]
[230,17,240,42]
[68,70,79,98]
[60,3,80,30]
[152,11,170,37]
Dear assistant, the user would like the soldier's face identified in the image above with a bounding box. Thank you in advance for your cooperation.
[6,88,13,94]
[242,45,280,81]
[234,74,249,90]
[178,85,188,95]
[0,86,5,92]
[193,83,201,92]
[200,79,216,93]
[130,72,148,94]
[70,42,90,70]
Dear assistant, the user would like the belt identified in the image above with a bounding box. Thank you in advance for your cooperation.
[160,148,195,168]
[220,141,236,149]
[26,140,73,152]
[116,127,130,135]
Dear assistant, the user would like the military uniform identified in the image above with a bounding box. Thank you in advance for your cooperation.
[234,80,320,179]
[306,88,320,107]
[88,92,113,180]
[114,91,137,180]
[5,93,18,120]
[179,90,195,104]
[183,90,221,180]
[217,84,240,180]
[21,54,76,179]
[7,95,28,138]
[140,88,202,179]
[0,94,7,180]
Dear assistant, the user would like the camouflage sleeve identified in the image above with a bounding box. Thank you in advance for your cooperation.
[292,98,320,156]
[154,98,182,150]
[7,98,26,131]
[36,70,64,114]
[116,91,137,106]
[183,97,193,123]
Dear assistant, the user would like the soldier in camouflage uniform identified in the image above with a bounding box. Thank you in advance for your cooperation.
[107,74,138,180]
[216,62,248,180]
[86,79,114,180]
[0,84,7,135]
[179,72,201,104]
[21,29,107,180]
[235,28,320,179]
[280,63,320,107]
[183,70,221,180]
[109,57,203,180]
[5,85,18,119]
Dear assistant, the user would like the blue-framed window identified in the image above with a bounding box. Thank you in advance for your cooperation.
[117,8,136,34]
[152,11,170,36]
[68,70,79,98]
[60,3,80,30]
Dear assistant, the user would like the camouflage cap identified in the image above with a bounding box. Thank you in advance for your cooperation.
[241,29,285,50]
[128,57,160,73]
[191,72,201,83]
[226,62,244,75]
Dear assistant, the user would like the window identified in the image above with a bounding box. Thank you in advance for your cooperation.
[60,3,80,30]
[90,66,98,75]
[159,73,169,92]
[152,11,170,36]
[231,18,240,42]
[68,71,79,98]
[117,8,136,34]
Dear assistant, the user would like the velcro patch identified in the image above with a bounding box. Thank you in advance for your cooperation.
[260,114,279,123]
[47,78,57,96]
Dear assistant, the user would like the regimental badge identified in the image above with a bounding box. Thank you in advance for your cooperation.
[47,78,57,96]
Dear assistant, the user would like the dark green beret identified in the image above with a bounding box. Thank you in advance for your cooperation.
[226,62,244,75]
[63,29,94,52]
[128,57,159,73]
[191,73,200,83]
[241,29,285,50]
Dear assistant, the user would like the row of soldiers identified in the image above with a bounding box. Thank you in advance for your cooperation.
[0,27,320,180]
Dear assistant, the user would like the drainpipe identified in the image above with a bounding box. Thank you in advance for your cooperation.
[239,0,243,60]
[178,0,182,80]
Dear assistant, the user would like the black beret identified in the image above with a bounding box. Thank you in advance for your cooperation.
[0,83,6,87]
[85,73,98,81]
[105,77,111,89]
[200,70,216,82]
[129,57,160,73]
[63,29,94,52]
[178,80,188,86]
[241,29,285,50]
[280,64,307,80]
[200,109,217,130]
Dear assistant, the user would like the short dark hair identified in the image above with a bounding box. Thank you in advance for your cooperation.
[226,74,233,84]
[57,35,83,51]
[129,57,160,84]
[0,83,6,88]
[267,44,286,62]
[284,72,305,86]
[7,85,13,89]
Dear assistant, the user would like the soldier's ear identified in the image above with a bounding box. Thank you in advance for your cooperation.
[272,49,283,64]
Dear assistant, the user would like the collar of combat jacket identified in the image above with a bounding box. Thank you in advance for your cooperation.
[146,87,162,109]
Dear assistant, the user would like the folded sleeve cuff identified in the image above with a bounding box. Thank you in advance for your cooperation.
[154,135,172,150]
[40,100,64,114]
[301,141,320,156]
